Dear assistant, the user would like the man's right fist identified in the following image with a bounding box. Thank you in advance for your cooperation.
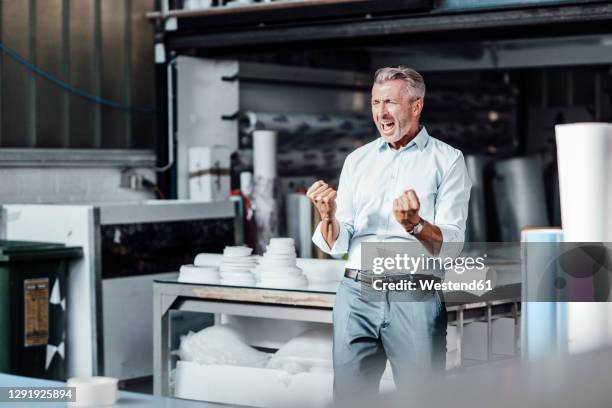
[306,180,337,221]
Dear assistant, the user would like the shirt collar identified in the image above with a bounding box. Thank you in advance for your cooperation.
[378,126,430,152]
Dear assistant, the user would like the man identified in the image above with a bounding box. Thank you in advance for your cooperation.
[306,67,471,404]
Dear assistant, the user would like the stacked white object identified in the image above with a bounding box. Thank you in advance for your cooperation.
[194,253,224,267]
[254,238,307,288]
[219,246,258,286]
[178,264,220,285]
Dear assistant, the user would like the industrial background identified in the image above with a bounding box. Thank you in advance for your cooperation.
[1,1,612,407]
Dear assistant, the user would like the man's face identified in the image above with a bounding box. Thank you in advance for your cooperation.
[371,80,421,144]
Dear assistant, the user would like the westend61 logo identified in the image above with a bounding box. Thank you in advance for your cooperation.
[361,242,496,298]
[372,253,487,275]
[361,242,612,302]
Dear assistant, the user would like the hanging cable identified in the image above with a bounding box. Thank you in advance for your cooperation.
[0,41,156,114]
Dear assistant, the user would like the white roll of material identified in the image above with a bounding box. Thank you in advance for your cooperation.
[253,130,279,253]
[286,193,314,258]
[253,130,277,178]
[556,123,612,355]
[520,228,567,360]
[194,253,224,267]
[555,123,612,241]
[67,377,118,407]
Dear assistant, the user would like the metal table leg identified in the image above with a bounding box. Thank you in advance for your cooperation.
[457,306,464,367]
[487,302,492,361]
[512,301,519,356]
[153,287,178,397]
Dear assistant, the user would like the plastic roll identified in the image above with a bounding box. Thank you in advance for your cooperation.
[193,253,224,267]
[520,228,567,361]
[555,123,612,241]
[286,193,313,258]
[253,130,277,178]
[494,156,549,241]
[178,265,220,284]
[465,155,489,241]
[252,130,279,253]
[67,377,118,406]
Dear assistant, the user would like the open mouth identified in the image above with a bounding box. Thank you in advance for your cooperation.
[381,121,395,133]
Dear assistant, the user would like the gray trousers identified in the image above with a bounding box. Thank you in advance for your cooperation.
[332,277,447,406]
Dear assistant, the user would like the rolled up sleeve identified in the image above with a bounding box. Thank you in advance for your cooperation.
[312,156,354,257]
[434,152,472,259]
[312,220,351,256]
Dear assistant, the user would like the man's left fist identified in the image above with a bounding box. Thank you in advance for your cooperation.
[393,189,421,232]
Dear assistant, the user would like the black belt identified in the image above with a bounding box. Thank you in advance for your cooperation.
[344,268,441,286]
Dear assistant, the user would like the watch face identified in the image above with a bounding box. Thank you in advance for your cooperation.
[412,220,424,235]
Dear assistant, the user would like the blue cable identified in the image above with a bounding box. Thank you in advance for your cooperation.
[0,42,156,114]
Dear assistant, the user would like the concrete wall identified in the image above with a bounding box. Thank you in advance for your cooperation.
[0,167,155,204]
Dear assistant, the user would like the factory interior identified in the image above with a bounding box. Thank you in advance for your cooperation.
[1,0,612,407]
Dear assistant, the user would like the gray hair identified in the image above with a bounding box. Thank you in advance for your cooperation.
[373,66,426,100]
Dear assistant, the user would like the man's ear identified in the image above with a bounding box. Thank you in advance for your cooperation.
[413,98,424,115]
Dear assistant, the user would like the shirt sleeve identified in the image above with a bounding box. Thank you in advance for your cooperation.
[311,156,355,257]
[434,151,472,259]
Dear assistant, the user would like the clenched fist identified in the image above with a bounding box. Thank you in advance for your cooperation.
[393,189,421,232]
[306,180,337,221]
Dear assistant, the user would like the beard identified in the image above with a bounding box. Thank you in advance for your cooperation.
[379,122,411,144]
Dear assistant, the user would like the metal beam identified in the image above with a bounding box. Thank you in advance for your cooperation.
[163,3,612,50]
[0,148,155,167]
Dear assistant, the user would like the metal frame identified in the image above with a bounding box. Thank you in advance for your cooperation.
[98,200,234,225]
[150,2,612,51]
[0,148,155,167]
[148,0,432,29]
[95,200,234,377]
[153,280,521,397]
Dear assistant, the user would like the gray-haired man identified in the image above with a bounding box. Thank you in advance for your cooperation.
[307,67,471,404]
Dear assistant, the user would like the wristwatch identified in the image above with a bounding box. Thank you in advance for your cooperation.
[408,217,425,235]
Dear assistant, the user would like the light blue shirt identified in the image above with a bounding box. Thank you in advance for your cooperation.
[312,126,471,269]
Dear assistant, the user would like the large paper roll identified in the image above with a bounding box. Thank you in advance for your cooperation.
[494,156,549,241]
[556,123,612,355]
[555,123,612,241]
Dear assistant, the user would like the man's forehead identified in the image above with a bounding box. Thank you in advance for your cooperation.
[371,80,407,97]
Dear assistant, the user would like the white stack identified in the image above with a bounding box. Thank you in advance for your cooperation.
[219,246,258,286]
[178,264,220,285]
[254,238,307,288]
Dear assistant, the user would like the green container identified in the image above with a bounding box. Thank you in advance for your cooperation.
[0,240,82,380]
